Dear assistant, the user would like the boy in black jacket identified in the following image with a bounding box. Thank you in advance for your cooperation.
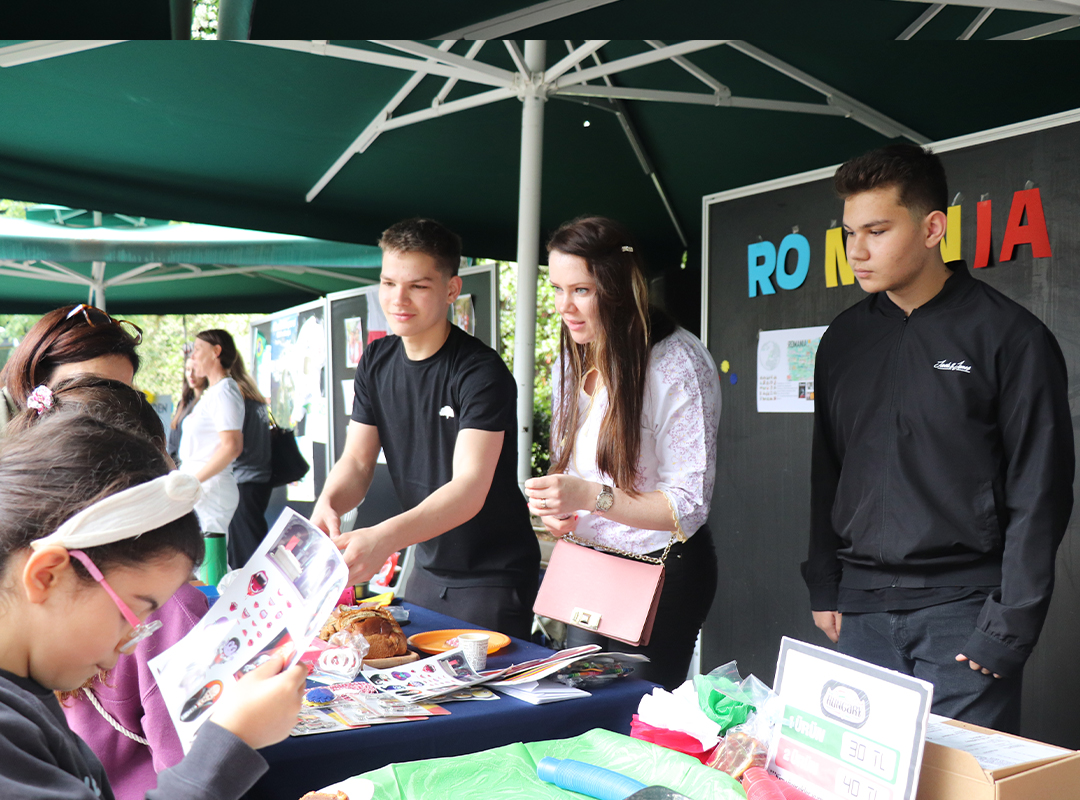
[803,144,1073,732]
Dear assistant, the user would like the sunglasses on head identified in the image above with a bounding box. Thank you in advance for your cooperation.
[65,304,143,345]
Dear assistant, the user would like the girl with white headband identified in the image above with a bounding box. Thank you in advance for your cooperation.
[0,415,306,799]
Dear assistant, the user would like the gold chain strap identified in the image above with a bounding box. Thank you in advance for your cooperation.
[564,531,676,565]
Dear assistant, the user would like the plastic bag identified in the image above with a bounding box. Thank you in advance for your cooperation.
[313,629,371,682]
[697,661,784,780]
[694,660,770,731]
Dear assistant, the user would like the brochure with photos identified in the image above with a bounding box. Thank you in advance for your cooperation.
[149,509,349,751]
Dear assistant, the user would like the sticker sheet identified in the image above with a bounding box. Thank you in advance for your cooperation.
[149,509,349,751]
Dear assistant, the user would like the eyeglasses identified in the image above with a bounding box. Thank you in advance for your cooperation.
[68,549,162,654]
[65,304,143,345]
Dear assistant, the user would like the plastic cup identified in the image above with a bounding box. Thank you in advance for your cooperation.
[201,533,228,588]
[458,632,490,672]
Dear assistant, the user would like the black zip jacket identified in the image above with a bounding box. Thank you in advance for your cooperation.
[803,261,1074,677]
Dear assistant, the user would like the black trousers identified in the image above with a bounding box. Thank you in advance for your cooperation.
[564,526,718,691]
[405,566,539,642]
[227,481,273,570]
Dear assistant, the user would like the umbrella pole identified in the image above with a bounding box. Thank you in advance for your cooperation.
[512,40,547,488]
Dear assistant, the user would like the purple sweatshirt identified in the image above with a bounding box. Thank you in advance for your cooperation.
[64,583,210,800]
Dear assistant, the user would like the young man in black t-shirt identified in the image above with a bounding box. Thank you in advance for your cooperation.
[311,218,539,638]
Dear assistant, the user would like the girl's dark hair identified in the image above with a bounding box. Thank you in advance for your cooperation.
[546,216,676,495]
[196,329,238,371]
[0,305,141,410]
[171,354,207,430]
[7,375,168,454]
[0,415,203,580]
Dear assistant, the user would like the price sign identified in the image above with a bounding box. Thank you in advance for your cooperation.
[769,638,932,800]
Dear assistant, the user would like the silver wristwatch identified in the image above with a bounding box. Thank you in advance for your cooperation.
[594,484,614,513]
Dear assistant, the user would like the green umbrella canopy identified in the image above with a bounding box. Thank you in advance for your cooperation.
[0,205,383,313]
[0,36,1079,318]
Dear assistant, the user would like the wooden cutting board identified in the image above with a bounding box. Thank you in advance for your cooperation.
[363,649,420,669]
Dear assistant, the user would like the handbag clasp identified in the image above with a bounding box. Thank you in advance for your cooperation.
[570,607,601,630]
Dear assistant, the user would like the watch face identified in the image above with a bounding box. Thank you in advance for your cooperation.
[596,487,614,512]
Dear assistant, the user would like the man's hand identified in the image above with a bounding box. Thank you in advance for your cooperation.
[310,501,342,539]
[955,654,1002,678]
[813,610,842,643]
[330,524,397,586]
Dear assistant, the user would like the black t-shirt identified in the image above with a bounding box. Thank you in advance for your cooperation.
[352,325,538,587]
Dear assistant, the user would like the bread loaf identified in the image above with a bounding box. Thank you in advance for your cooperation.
[318,605,407,659]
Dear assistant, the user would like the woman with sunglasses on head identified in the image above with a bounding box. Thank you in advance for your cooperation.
[168,352,208,468]
[180,330,245,585]
[0,303,142,434]
[0,414,306,800]
[9,376,212,800]
[524,216,722,690]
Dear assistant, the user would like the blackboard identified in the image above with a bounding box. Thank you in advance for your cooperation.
[702,112,1080,747]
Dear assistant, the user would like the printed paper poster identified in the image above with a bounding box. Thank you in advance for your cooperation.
[757,325,828,413]
[344,317,363,368]
[452,294,475,336]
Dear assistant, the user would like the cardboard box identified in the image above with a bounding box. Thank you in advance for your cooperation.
[917,718,1080,800]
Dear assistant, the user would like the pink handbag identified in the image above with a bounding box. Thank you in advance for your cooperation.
[533,535,672,646]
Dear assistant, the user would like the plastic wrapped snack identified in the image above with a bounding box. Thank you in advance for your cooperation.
[705,730,768,778]
[552,656,635,688]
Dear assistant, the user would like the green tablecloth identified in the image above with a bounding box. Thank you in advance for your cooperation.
[361,728,745,799]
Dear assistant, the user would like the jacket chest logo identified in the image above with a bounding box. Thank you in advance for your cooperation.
[933,359,972,373]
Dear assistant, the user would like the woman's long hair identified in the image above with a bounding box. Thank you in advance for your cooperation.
[547,216,675,494]
[229,353,266,405]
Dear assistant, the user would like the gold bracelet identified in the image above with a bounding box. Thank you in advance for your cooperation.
[662,491,687,542]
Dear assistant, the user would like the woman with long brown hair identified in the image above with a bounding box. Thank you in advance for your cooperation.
[179,329,244,584]
[524,216,722,689]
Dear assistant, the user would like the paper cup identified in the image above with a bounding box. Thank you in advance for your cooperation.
[457,632,490,672]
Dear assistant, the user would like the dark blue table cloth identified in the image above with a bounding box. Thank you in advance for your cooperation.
[246,603,654,800]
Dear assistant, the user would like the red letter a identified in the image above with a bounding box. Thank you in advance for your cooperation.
[1000,188,1052,262]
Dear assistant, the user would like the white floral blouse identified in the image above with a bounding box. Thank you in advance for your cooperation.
[552,327,722,555]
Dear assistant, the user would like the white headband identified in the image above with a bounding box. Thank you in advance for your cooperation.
[31,471,203,551]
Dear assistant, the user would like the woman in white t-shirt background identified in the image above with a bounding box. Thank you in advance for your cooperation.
[180,329,245,582]
[524,216,722,689]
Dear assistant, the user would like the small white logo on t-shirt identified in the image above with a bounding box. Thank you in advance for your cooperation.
[439,406,456,419]
[934,359,972,373]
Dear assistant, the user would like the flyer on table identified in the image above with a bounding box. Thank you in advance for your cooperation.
[149,509,348,752]
[769,637,933,800]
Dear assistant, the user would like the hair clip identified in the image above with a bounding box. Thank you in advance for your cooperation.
[621,245,634,253]
[27,384,54,415]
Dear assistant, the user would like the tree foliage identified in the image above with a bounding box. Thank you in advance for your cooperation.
[0,313,257,407]
[497,261,562,477]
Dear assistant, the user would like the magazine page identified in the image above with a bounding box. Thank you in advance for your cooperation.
[149,509,349,751]
[363,648,491,702]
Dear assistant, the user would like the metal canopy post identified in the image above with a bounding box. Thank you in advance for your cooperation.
[512,40,547,486]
